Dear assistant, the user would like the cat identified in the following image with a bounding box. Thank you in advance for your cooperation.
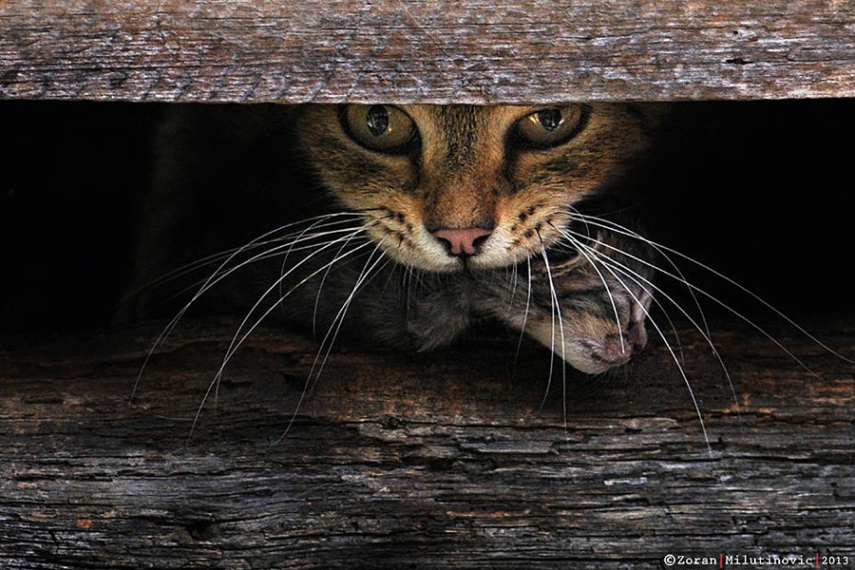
[125,103,664,377]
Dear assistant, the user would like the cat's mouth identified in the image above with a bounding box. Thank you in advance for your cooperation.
[527,222,599,275]
[522,195,616,274]
[395,196,615,274]
[528,244,581,273]
[430,218,599,276]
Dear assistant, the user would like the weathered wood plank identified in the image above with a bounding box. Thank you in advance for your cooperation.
[1,315,853,568]
[1,0,854,103]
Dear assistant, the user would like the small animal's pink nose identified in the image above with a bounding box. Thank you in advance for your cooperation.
[432,228,492,257]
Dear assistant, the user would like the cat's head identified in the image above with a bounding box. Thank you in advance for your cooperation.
[295,104,661,272]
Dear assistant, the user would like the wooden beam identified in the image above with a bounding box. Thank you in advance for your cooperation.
[1,316,853,567]
[2,0,854,103]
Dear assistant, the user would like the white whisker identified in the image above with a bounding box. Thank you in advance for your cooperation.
[565,212,852,366]
[560,231,715,456]
[564,208,713,350]
[309,227,369,337]
[187,235,377,439]
[132,218,370,402]
[560,226,732,388]
[513,259,534,367]
[538,236,569,437]
[554,221,625,355]
[279,238,393,441]
[123,213,366,305]
[152,225,374,316]
[558,225,746,429]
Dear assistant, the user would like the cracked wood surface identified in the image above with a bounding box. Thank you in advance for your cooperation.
[1,0,855,103]
[0,315,853,568]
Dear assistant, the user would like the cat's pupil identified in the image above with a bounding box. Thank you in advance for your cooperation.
[366,105,390,137]
[537,109,563,131]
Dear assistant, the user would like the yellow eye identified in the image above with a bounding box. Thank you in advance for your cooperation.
[342,105,417,153]
[515,105,588,148]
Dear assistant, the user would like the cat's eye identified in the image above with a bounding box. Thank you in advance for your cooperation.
[514,105,589,149]
[342,105,417,153]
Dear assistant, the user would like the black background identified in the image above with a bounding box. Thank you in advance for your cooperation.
[1,99,852,333]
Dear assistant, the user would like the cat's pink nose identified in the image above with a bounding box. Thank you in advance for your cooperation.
[432,228,492,257]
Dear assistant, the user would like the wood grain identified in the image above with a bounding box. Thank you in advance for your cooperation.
[1,315,853,568]
[2,0,854,103]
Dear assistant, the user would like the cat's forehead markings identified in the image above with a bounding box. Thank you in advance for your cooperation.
[405,105,517,170]
[437,106,480,164]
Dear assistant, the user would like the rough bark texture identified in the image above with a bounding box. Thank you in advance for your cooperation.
[1,0,855,104]
[1,315,853,569]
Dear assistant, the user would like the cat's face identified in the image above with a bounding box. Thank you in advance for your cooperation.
[295,103,658,272]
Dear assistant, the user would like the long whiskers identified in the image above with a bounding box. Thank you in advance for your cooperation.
[537,235,569,437]
[151,223,375,319]
[512,258,534,368]
[308,225,371,337]
[132,214,372,404]
[561,211,852,368]
[278,238,394,441]
[554,226,717,454]
[555,225,723,387]
[564,207,710,356]
[187,227,377,438]
[124,213,367,307]
[139,216,368,352]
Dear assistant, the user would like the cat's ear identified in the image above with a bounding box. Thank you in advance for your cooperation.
[278,103,308,122]
[631,102,671,133]
[605,103,670,143]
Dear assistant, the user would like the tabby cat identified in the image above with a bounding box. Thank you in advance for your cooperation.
[129,103,664,375]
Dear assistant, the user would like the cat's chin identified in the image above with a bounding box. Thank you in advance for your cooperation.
[377,246,463,273]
